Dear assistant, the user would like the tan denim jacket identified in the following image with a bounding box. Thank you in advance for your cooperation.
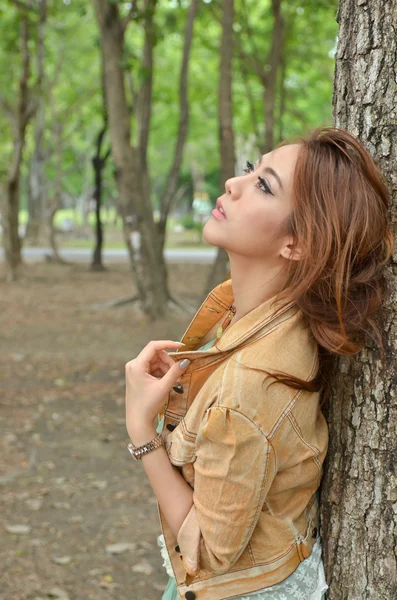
[156,278,329,600]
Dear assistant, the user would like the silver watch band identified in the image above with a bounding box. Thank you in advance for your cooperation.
[127,432,164,461]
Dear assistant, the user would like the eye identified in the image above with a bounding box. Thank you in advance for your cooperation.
[256,175,273,196]
[243,160,255,174]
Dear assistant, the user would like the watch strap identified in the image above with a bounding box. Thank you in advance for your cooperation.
[127,432,164,461]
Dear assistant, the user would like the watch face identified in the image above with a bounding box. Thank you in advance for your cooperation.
[127,443,139,461]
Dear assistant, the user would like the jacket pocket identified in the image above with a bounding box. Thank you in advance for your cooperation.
[168,420,197,466]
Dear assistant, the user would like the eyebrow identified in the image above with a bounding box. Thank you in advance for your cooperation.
[255,155,284,191]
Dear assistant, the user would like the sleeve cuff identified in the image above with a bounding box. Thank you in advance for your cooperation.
[176,503,201,576]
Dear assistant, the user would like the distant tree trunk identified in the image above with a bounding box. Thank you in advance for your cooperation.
[91,53,110,272]
[238,0,284,154]
[205,0,236,296]
[93,0,183,319]
[91,124,110,271]
[25,0,47,246]
[262,0,283,153]
[1,12,38,281]
[47,118,66,263]
[320,1,397,599]
[157,0,199,250]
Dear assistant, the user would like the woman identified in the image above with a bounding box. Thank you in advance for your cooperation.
[125,126,394,600]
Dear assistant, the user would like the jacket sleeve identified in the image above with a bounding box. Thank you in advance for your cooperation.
[176,405,277,576]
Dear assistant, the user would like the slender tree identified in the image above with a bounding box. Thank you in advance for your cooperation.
[320,1,397,598]
[91,55,110,272]
[156,0,199,251]
[93,0,197,318]
[0,0,42,280]
[25,0,47,246]
[205,0,236,296]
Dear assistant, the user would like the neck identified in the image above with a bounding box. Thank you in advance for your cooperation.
[227,255,288,325]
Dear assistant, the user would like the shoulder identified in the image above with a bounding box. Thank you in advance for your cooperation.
[213,308,319,434]
[233,307,318,382]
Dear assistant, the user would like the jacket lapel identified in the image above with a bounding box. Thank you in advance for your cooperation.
[168,278,297,360]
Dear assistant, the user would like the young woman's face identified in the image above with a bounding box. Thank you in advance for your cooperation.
[203,143,301,260]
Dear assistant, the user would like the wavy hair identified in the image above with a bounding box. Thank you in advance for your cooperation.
[227,126,394,406]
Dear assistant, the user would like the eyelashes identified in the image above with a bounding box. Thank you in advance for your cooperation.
[243,160,255,174]
[243,160,273,196]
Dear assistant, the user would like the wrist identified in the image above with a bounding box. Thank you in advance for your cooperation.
[129,422,157,447]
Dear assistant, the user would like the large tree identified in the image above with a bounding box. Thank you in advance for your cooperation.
[320,1,397,598]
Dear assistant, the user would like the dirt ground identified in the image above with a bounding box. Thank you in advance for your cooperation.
[0,260,211,600]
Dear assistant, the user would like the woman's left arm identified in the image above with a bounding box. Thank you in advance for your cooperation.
[125,340,194,539]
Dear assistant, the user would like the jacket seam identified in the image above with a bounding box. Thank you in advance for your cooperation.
[246,541,255,566]
[202,405,276,568]
[228,314,301,369]
[267,353,320,439]
[218,304,299,352]
[287,412,322,472]
[190,540,300,582]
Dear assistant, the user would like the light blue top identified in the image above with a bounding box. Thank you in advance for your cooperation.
[157,337,329,599]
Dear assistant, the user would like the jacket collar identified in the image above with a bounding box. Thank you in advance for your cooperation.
[169,278,297,358]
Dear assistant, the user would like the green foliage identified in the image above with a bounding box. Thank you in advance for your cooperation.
[179,215,203,232]
[0,0,338,221]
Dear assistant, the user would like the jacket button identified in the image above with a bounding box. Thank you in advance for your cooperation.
[173,383,184,394]
[185,592,196,600]
[175,544,180,552]
[312,527,318,538]
[167,423,177,431]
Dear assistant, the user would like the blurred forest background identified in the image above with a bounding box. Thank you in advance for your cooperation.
[0,1,340,599]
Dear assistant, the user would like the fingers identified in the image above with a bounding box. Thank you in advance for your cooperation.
[137,340,185,367]
[150,359,169,376]
[158,349,177,369]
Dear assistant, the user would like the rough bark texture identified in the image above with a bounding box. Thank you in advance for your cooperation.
[205,0,235,297]
[320,1,397,598]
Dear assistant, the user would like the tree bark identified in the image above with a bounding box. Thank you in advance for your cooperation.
[1,12,37,281]
[205,0,235,297]
[93,0,174,319]
[321,1,397,598]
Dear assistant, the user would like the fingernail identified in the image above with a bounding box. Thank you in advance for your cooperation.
[179,359,191,369]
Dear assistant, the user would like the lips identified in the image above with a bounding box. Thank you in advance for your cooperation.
[216,198,226,217]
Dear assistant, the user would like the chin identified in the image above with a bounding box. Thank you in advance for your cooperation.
[202,219,225,247]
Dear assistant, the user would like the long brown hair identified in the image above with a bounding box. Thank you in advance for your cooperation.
[228,126,394,407]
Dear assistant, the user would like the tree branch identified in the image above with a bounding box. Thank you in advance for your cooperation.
[122,0,138,34]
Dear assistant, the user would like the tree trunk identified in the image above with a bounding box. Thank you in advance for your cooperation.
[2,14,37,281]
[262,0,283,154]
[205,0,235,297]
[321,1,397,598]
[25,0,47,246]
[157,0,199,250]
[93,0,172,319]
[91,125,109,271]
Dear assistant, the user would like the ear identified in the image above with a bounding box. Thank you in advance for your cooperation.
[280,240,304,261]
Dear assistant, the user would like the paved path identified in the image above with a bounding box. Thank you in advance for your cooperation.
[0,247,217,263]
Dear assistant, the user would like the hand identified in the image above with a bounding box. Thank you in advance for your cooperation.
[125,340,190,440]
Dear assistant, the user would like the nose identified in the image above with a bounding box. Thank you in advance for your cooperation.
[224,175,242,200]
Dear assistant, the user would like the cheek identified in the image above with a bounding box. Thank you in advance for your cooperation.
[242,203,282,237]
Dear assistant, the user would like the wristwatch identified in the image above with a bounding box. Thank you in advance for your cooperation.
[127,432,164,461]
